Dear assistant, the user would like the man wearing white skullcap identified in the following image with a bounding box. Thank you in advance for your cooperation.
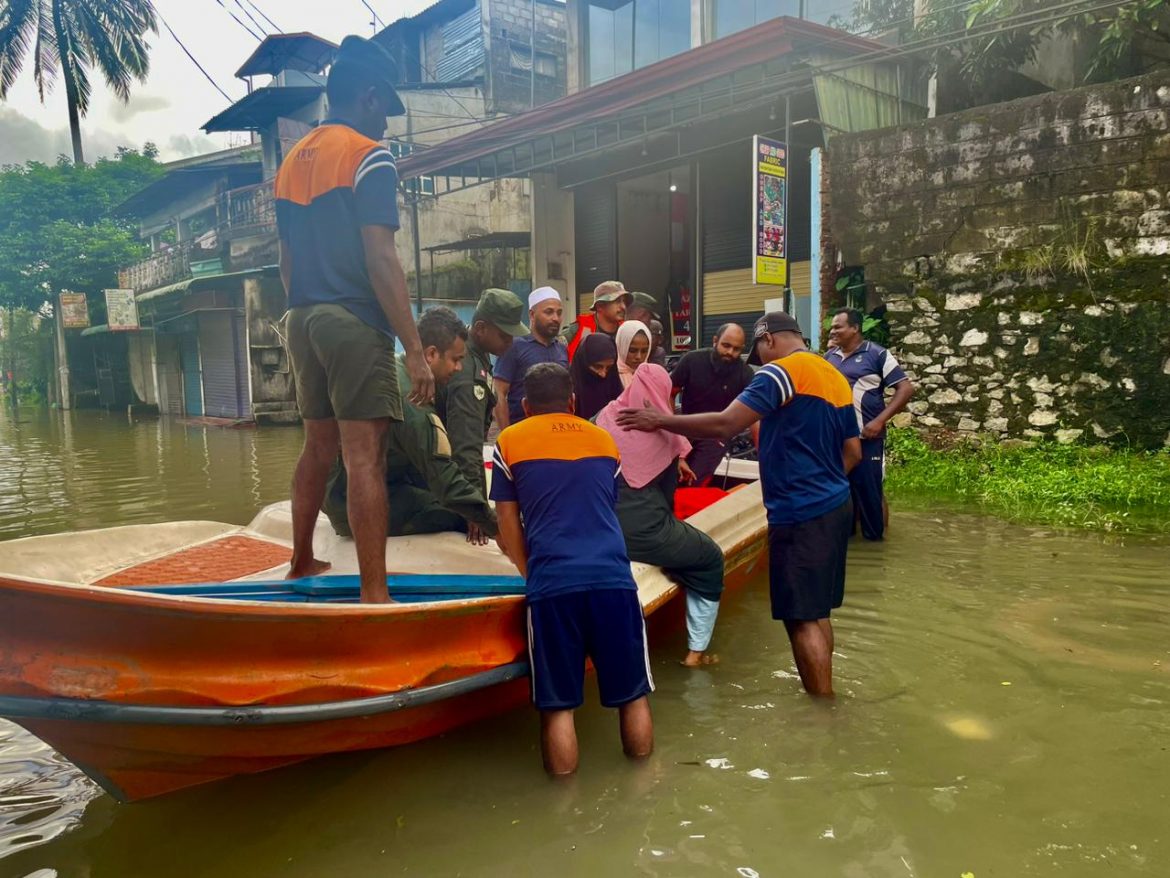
[493,286,569,428]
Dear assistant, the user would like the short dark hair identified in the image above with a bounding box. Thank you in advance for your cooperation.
[836,308,863,329]
[418,307,468,352]
[523,363,573,414]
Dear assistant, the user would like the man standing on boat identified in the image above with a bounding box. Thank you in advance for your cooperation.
[276,36,432,603]
[323,308,499,543]
[618,313,861,697]
[436,288,528,543]
[492,363,654,775]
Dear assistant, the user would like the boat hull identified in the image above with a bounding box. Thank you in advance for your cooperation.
[0,486,768,802]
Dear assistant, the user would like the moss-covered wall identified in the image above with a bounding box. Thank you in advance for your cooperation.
[827,72,1170,447]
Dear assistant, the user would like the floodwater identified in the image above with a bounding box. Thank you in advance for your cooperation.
[2,407,1169,877]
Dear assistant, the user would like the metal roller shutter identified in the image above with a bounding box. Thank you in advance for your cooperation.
[701,147,752,273]
[198,312,249,419]
[180,332,203,417]
[574,183,617,305]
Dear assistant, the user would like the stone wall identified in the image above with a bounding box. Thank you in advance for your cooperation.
[827,72,1170,447]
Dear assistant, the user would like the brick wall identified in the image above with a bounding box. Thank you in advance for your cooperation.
[825,72,1170,447]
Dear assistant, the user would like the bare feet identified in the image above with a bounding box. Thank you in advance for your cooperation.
[680,651,720,667]
[286,557,332,580]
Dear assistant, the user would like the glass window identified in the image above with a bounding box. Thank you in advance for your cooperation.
[714,0,800,39]
[587,0,692,87]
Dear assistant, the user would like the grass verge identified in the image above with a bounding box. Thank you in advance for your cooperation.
[884,429,1170,534]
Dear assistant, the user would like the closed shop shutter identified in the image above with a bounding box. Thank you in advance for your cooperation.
[701,147,752,273]
[574,183,617,309]
[156,335,183,416]
[198,311,249,419]
[180,332,203,417]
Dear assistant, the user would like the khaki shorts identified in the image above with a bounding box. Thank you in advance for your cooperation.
[286,304,403,422]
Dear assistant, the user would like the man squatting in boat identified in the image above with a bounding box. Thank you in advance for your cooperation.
[492,363,655,774]
[321,304,518,545]
[619,312,862,697]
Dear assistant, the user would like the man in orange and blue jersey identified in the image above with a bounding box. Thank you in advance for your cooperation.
[491,363,654,775]
[618,312,861,697]
[275,36,434,604]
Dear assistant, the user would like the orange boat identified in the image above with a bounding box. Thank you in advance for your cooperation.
[0,481,767,803]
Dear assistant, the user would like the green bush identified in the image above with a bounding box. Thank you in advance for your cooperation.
[885,428,1170,533]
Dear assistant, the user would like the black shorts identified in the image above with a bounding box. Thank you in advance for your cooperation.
[768,499,853,621]
[527,589,654,711]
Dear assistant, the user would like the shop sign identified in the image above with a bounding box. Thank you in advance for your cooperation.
[752,135,788,286]
[105,289,140,330]
[59,292,90,329]
[668,282,693,350]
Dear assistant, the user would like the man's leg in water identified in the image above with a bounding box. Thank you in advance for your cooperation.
[784,619,834,697]
[541,710,579,775]
[618,696,654,759]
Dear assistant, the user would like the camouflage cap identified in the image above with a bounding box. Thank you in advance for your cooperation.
[592,280,632,308]
[474,288,529,337]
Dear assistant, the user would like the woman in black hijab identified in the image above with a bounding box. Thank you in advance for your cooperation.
[570,332,623,421]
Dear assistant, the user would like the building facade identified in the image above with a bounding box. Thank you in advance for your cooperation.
[399,7,922,349]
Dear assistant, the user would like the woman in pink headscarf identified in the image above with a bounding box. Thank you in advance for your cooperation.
[597,364,725,666]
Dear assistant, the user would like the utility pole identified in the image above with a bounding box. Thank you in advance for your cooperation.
[55,296,72,410]
[530,0,537,109]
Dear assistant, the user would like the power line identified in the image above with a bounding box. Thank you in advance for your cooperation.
[243,0,282,34]
[210,0,263,42]
[158,12,235,103]
[233,0,270,37]
[359,0,385,31]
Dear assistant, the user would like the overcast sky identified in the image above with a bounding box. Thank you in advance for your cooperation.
[1,0,437,166]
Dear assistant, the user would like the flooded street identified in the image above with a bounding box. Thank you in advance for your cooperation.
[2,408,1168,877]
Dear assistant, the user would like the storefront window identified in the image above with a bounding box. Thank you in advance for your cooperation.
[587,0,691,86]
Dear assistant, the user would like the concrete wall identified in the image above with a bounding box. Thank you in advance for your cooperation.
[826,71,1170,447]
[244,276,298,424]
[530,172,576,313]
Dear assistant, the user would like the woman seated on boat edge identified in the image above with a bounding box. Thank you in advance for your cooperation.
[569,332,623,422]
[615,320,652,389]
[597,364,725,667]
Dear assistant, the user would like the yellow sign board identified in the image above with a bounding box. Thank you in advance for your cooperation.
[752,135,788,286]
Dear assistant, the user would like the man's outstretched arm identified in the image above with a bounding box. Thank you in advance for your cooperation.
[616,400,761,442]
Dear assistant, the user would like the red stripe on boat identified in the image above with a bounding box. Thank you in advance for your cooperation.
[96,536,292,586]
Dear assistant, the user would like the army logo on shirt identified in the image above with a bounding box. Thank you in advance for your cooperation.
[474,385,486,401]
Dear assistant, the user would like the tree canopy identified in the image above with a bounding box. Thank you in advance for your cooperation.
[0,146,162,313]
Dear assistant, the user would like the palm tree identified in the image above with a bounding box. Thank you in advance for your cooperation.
[0,0,157,165]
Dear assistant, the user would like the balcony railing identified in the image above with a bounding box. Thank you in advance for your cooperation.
[119,180,276,294]
[222,180,276,237]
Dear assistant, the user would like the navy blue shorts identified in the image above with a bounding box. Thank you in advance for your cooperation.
[768,498,852,621]
[526,589,654,711]
[849,438,885,541]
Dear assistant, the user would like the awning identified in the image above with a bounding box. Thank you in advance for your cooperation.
[423,231,530,253]
[203,86,322,133]
[137,267,278,304]
[80,324,148,337]
[235,33,337,79]
[811,54,927,137]
[396,16,888,190]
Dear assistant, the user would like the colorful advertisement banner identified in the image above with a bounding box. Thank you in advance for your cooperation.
[752,135,788,286]
[668,281,693,350]
[104,289,140,331]
[59,292,90,329]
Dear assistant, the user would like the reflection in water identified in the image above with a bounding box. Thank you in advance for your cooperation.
[1,408,1169,876]
[0,407,303,540]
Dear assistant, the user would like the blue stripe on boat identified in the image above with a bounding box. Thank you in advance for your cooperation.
[126,574,526,603]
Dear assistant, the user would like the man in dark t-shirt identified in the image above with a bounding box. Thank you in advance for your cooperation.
[669,323,755,483]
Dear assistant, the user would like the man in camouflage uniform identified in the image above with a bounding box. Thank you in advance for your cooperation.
[436,288,528,542]
[323,307,499,542]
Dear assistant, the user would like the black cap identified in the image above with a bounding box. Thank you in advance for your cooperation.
[747,311,803,365]
[331,35,406,117]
